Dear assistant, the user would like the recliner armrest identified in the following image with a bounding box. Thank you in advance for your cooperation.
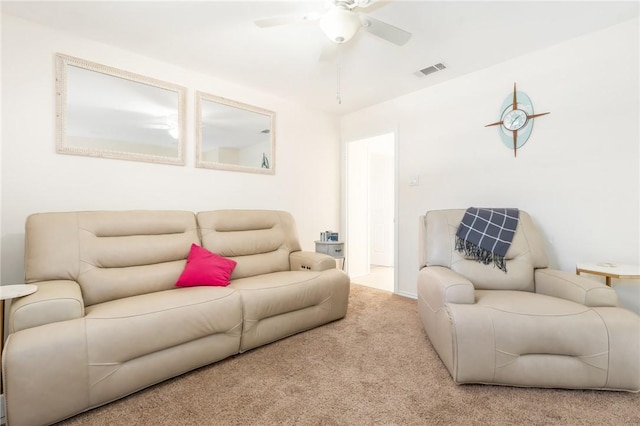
[417,266,475,308]
[289,251,337,271]
[535,269,618,307]
[9,280,85,333]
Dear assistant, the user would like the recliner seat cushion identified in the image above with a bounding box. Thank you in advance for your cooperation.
[449,290,610,388]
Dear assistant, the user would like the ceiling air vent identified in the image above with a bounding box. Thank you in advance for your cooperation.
[416,63,446,77]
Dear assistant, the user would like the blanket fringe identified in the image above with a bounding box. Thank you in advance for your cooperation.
[455,236,507,272]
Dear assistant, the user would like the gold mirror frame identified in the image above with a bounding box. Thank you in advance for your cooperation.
[56,53,186,165]
[195,91,275,175]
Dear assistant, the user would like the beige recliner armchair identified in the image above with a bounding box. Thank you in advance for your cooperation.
[417,209,639,391]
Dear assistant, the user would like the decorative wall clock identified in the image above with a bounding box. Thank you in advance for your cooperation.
[485,83,549,157]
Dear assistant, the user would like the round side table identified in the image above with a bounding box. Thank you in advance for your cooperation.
[1,284,38,392]
[0,284,38,301]
[576,263,640,286]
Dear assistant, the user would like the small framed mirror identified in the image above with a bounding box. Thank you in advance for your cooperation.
[56,53,186,165]
[195,91,275,174]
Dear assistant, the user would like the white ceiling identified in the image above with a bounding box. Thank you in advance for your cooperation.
[3,0,639,115]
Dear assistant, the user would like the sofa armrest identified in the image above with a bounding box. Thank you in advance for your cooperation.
[9,280,85,333]
[535,269,618,307]
[289,251,337,271]
[417,266,475,308]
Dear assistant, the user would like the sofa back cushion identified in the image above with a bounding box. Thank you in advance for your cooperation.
[25,211,199,306]
[197,210,301,279]
[419,209,548,291]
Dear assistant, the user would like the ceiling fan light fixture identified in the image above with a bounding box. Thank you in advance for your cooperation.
[319,7,361,43]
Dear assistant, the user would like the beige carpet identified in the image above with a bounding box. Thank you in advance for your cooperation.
[57,284,639,425]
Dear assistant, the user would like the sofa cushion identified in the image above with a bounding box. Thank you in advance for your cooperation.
[230,269,350,351]
[175,244,237,287]
[84,287,242,366]
[197,210,302,279]
[25,211,201,306]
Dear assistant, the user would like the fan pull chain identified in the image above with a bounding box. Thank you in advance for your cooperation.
[336,46,342,105]
[336,66,342,105]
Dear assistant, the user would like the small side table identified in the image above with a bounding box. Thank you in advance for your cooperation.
[0,284,38,392]
[576,263,640,287]
[315,240,345,270]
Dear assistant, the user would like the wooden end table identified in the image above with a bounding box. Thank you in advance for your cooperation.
[576,263,640,287]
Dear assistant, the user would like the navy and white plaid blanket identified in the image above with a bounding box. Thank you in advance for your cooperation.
[455,207,519,272]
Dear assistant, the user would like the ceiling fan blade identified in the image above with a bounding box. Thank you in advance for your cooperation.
[355,0,386,13]
[353,0,374,8]
[360,15,411,46]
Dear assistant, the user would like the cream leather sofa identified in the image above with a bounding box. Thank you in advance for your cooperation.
[417,209,639,392]
[3,210,350,425]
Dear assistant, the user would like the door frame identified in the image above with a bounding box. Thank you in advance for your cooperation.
[342,130,399,293]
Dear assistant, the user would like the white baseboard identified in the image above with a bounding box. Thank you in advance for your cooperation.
[396,290,417,299]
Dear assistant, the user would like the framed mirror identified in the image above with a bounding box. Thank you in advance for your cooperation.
[195,91,275,174]
[56,53,186,165]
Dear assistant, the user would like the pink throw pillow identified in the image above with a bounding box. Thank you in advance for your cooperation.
[175,244,237,287]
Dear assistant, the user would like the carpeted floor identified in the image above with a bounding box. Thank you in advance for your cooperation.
[57,284,640,425]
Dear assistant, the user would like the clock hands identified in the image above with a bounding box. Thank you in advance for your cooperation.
[526,112,550,120]
[484,119,504,127]
[487,111,550,128]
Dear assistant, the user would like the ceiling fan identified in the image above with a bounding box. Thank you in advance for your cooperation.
[254,0,412,47]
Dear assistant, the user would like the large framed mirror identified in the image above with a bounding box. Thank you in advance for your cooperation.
[195,91,275,174]
[56,53,186,165]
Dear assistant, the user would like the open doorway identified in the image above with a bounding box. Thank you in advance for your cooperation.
[345,133,395,292]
